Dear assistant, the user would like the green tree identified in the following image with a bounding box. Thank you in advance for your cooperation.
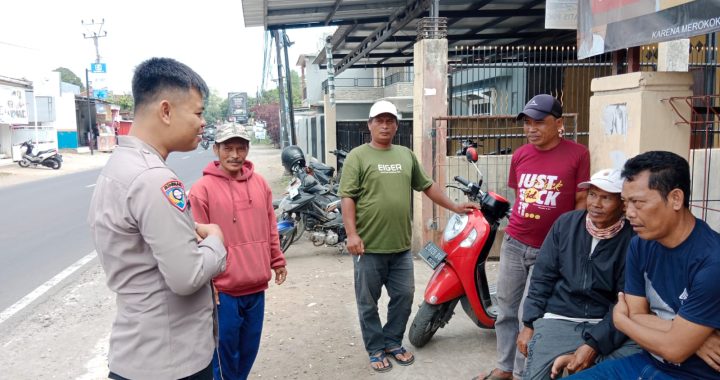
[290,70,302,107]
[110,93,134,113]
[53,67,84,90]
[203,90,226,125]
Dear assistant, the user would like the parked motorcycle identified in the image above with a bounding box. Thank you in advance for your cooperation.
[304,148,348,190]
[409,147,510,347]
[17,140,62,170]
[200,125,217,150]
[275,146,346,253]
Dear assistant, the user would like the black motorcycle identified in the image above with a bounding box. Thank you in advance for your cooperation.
[275,146,347,252]
[305,149,348,190]
[17,140,62,170]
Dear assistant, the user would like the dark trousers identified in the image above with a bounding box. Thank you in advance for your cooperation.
[212,291,265,380]
[353,250,415,356]
[108,362,213,380]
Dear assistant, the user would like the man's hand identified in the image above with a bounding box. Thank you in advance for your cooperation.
[346,233,365,256]
[195,223,224,244]
[274,266,287,285]
[517,327,534,357]
[613,292,630,332]
[452,202,479,214]
[697,330,720,371]
[550,354,574,379]
[567,344,597,373]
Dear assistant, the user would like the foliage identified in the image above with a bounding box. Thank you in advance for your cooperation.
[53,67,84,90]
[109,93,134,113]
[250,103,281,147]
[203,90,227,125]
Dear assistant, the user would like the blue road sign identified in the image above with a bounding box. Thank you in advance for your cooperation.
[94,89,108,99]
[91,63,107,73]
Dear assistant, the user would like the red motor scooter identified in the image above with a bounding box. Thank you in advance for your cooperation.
[409,147,510,347]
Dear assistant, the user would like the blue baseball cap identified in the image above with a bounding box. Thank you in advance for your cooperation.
[517,94,563,121]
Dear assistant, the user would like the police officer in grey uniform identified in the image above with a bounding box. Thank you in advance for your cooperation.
[88,58,227,380]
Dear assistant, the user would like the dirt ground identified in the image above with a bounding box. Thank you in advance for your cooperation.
[0,144,501,379]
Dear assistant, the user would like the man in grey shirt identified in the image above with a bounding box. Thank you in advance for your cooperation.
[88,57,227,380]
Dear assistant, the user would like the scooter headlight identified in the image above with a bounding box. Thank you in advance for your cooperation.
[459,228,477,248]
[443,213,468,242]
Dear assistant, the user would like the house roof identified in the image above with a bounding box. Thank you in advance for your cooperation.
[242,0,576,75]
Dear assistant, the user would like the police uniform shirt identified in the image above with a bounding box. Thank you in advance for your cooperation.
[88,135,226,380]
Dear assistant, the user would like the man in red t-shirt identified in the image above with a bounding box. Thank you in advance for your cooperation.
[475,94,590,380]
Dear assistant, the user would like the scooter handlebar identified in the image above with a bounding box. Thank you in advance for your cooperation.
[454,176,471,187]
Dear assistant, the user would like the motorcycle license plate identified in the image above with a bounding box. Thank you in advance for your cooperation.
[417,241,447,270]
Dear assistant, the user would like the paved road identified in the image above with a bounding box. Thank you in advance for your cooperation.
[0,147,216,312]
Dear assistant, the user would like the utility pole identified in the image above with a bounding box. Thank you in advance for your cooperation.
[282,30,297,145]
[82,19,107,64]
[273,30,290,148]
[82,19,107,155]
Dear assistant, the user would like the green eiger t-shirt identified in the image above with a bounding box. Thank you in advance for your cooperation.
[338,143,433,253]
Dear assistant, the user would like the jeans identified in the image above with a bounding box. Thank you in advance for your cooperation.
[212,291,265,380]
[353,250,415,356]
[108,363,213,380]
[566,353,677,380]
[524,318,641,380]
[496,234,540,378]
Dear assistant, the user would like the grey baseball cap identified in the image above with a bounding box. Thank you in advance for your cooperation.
[516,94,563,121]
[215,123,251,143]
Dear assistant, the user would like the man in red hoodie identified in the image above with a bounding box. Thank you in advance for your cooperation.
[190,123,287,380]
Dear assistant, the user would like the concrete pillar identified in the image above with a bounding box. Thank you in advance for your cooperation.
[412,38,448,252]
[323,94,338,168]
[588,71,693,172]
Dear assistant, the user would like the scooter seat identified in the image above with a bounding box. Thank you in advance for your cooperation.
[36,149,55,155]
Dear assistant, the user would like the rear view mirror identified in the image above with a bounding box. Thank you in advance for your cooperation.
[465,147,478,163]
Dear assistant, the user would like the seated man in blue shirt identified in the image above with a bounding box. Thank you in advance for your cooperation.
[568,151,720,380]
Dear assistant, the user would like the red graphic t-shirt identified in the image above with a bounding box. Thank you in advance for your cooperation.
[504,139,590,248]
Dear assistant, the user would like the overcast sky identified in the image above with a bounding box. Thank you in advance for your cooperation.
[0,0,335,97]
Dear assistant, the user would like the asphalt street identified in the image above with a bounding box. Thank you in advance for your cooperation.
[0,146,217,312]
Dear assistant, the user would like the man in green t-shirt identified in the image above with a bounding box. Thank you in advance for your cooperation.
[338,100,477,373]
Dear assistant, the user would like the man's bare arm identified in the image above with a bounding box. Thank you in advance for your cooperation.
[615,293,715,363]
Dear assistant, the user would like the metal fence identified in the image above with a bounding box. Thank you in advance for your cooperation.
[335,120,413,172]
[666,95,720,228]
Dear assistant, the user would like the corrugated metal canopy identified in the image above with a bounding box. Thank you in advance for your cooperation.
[242,0,576,75]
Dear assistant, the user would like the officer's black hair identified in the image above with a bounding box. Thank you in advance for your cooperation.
[621,150,691,208]
[132,57,209,113]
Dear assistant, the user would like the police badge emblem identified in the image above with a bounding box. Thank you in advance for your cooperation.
[161,180,187,211]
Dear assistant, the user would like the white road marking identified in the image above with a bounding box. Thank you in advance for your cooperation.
[0,251,97,325]
[85,184,96,188]
[181,155,190,160]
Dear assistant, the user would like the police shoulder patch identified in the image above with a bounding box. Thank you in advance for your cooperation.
[161,179,187,211]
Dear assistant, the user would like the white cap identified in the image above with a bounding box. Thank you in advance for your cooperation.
[369,100,399,119]
[578,168,623,194]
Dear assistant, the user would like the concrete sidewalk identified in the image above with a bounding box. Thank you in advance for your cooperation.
[0,151,111,189]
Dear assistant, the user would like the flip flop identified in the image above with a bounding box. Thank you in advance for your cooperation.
[471,369,514,380]
[385,346,415,366]
[369,352,393,373]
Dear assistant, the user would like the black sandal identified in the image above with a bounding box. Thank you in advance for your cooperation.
[385,346,415,366]
[369,352,393,372]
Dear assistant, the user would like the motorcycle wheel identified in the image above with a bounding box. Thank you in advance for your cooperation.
[408,300,458,348]
[18,159,30,168]
[49,158,61,170]
[279,227,296,253]
[291,216,305,243]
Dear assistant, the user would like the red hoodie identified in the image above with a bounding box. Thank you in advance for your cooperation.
[189,160,286,296]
